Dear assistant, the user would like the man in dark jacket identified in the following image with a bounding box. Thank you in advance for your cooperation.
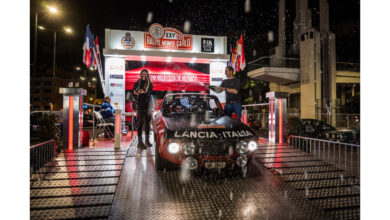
[133,69,153,149]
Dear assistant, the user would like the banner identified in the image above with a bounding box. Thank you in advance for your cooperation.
[125,62,209,91]
[144,23,193,51]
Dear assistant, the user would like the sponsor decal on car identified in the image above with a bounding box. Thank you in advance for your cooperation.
[174,130,253,139]
[196,124,226,129]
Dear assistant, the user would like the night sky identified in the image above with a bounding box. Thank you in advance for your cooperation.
[30,0,360,73]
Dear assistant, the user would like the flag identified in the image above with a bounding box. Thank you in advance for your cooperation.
[228,44,232,67]
[94,36,103,76]
[231,44,237,74]
[89,32,96,69]
[237,34,246,71]
[234,41,240,72]
[82,25,93,67]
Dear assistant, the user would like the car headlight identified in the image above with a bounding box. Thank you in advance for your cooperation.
[167,142,180,154]
[248,140,258,152]
[182,143,196,155]
[235,140,248,154]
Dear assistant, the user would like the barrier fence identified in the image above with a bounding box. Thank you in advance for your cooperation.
[288,135,360,178]
[30,139,57,175]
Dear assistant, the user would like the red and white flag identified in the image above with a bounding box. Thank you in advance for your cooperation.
[94,36,103,75]
[236,34,246,71]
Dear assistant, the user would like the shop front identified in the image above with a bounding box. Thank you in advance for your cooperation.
[103,23,229,117]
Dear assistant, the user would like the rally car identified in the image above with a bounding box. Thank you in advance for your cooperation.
[152,93,259,172]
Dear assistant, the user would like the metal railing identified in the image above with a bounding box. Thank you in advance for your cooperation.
[288,135,360,178]
[242,103,269,138]
[30,139,57,175]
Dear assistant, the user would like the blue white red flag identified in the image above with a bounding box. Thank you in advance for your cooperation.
[82,25,93,67]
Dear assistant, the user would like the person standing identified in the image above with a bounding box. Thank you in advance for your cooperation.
[214,66,242,120]
[133,69,153,149]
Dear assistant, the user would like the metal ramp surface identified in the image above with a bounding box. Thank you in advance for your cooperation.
[257,143,360,219]
[30,148,128,220]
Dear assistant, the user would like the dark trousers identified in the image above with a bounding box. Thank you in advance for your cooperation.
[224,103,242,120]
[137,110,151,140]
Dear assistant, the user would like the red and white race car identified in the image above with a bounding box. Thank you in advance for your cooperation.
[153,93,259,172]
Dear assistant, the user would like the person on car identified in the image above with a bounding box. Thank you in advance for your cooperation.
[210,66,241,120]
[133,69,154,149]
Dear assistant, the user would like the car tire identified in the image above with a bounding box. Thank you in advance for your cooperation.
[154,138,167,171]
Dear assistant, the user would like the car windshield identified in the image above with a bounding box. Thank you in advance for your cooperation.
[162,95,223,117]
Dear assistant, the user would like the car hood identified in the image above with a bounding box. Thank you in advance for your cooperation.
[163,115,257,140]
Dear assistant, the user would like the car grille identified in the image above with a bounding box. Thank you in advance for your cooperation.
[197,141,233,156]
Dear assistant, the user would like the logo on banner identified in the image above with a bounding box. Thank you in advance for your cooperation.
[201,38,214,52]
[144,23,192,50]
[149,23,164,39]
[109,74,124,79]
[110,83,124,88]
[121,32,135,49]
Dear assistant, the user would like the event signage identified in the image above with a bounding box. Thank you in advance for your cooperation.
[105,57,125,113]
[144,23,193,50]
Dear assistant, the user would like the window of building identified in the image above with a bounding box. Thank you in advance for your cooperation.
[34,81,41,86]
[44,81,52,86]
[33,97,40,102]
[75,82,79,87]
[88,82,92,88]
[68,82,73,87]
[92,83,96,88]
[43,89,51,93]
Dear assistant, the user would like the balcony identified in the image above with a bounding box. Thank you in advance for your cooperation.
[248,57,360,85]
[247,57,300,84]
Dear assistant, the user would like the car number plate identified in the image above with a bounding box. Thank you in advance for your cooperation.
[205,162,226,169]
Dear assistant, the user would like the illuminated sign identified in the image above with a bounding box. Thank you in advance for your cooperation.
[144,23,193,51]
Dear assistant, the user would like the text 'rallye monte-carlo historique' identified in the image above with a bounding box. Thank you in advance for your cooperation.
[153,93,259,173]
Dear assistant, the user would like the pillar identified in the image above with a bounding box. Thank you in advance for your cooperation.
[266,92,288,144]
[60,88,87,150]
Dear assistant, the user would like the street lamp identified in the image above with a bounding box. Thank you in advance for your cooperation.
[33,5,60,76]
[38,26,73,76]
[48,6,58,14]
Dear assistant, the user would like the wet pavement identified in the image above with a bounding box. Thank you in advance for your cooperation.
[30,135,360,219]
